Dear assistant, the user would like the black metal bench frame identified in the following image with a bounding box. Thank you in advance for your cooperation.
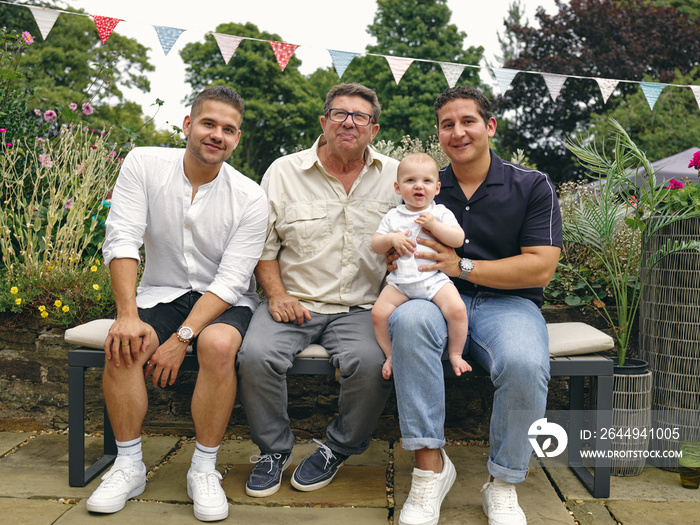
[68,348,613,498]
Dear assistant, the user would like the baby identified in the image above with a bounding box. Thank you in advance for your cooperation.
[371,153,470,379]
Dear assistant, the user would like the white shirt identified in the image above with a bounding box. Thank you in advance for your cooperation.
[260,136,401,313]
[103,147,268,311]
[375,202,459,284]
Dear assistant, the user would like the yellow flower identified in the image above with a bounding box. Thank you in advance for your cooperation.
[62,305,69,313]
[92,284,100,291]
[95,260,101,266]
[41,311,48,318]
[15,298,22,305]
[54,299,62,307]
[47,266,54,270]
[97,293,101,300]
[38,305,46,312]
[90,265,97,272]
[10,286,18,294]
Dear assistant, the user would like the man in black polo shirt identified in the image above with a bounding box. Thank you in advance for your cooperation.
[390,86,562,525]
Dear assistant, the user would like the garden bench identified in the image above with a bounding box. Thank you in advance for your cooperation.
[65,319,615,497]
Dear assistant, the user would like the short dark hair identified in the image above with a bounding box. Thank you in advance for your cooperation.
[324,83,381,123]
[191,85,245,119]
[434,86,492,126]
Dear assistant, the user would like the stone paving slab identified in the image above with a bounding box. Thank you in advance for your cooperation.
[0,432,32,456]
[606,500,700,524]
[394,444,574,524]
[0,433,179,500]
[0,496,71,525]
[55,500,389,524]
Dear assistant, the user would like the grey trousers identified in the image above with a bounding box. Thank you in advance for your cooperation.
[237,304,392,456]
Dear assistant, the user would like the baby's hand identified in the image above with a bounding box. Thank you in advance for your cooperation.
[389,230,416,256]
[415,212,437,229]
[382,356,393,380]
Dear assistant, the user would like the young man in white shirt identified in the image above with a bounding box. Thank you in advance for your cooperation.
[86,86,268,522]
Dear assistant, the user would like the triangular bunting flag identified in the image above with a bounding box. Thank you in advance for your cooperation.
[213,34,244,64]
[28,6,60,40]
[640,82,667,110]
[492,68,519,95]
[690,85,700,111]
[92,15,122,44]
[384,56,414,84]
[328,49,357,79]
[269,41,299,71]
[154,26,185,56]
[595,78,619,103]
[439,62,465,88]
[542,73,567,101]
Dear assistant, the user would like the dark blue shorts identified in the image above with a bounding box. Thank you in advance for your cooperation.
[138,291,253,351]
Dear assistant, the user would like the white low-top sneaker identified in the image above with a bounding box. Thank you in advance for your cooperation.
[187,463,229,522]
[86,457,146,513]
[398,448,456,525]
[481,477,527,524]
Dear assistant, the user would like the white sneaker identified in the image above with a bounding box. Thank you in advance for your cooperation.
[481,477,527,524]
[187,463,229,522]
[86,457,146,513]
[398,448,456,525]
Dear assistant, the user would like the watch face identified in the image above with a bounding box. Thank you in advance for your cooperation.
[178,326,194,340]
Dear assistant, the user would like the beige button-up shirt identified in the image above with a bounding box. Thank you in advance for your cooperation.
[260,136,401,313]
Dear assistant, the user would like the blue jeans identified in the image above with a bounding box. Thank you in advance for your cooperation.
[389,293,550,483]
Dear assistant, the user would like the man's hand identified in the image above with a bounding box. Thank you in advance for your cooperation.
[268,293,312,326]
[414,231,461,278]
[104,316,151,368]
[144,336,188,387]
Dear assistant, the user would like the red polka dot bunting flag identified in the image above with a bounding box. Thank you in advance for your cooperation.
[269,41,300,71]
[92,15,122,44]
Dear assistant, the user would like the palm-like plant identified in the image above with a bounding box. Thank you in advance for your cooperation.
[563,120,700,365]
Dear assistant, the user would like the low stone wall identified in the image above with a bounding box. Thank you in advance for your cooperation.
[0,305,617,441]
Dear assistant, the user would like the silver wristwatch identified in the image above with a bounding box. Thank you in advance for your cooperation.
[176,326,194,344]
[458,258,474,280]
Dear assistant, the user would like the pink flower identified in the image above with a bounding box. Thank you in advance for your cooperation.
[667,179,684,190]
[688,151,700,170]
[4,143,12,147]
[43,110,57,122]
[21,32,33,45]
[64,198,73,210]
[39,154,53,168]
[34,109,41,116]
[0,128,6,133]
[69,103,78,111]
[82,103,94,116]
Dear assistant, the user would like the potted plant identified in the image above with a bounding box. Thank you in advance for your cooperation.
[562,120,700,475]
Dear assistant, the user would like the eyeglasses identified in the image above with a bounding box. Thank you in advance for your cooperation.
[326,108,374,127]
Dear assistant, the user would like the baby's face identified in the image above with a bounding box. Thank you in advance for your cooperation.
[395,164,440,211]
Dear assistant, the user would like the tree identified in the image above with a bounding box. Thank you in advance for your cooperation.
[180,22,323,180]
[494,0,700,183]
[0,0,165,146]
[340,0,485,144]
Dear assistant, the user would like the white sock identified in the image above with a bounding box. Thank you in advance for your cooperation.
[116,436,143,468]
[191,441,219,471]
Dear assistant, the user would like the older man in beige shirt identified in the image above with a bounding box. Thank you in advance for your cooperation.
[237,83,400,498]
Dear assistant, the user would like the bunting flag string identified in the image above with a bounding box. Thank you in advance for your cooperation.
[595,78,619,103]
[542,73,567,102]
[213,33,244,64]
[269,41,299,71]
[384,56,414,84]
[328,49,357,79]
[6,1,700,111]
[27,6,60,40]
[91,15,122,44]
[154,26,185,56]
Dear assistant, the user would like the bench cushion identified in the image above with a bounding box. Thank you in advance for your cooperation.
[64,319,613,358]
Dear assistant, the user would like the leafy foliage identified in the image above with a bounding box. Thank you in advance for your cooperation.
[495,0,700,183]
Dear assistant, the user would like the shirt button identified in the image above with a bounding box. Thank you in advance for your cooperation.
[185,252,191,258]
[189,277,195,281]
[465,206,470,211]
[465,239,470,244]
[185,224,190,229]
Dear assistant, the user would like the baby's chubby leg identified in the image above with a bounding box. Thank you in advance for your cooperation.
[372,285,410,379]
[432,283,471,376]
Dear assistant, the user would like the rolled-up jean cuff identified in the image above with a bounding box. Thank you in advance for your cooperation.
[401,437,446,451]
[487,458,529,484]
